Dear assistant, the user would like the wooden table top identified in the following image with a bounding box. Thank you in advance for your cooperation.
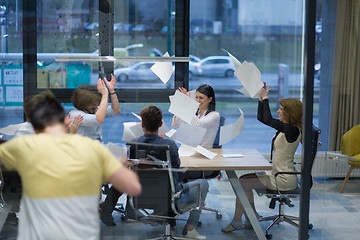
[180,148,272,171]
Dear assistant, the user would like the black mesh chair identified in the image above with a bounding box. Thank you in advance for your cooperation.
[257,125,321,239]
[127,142,202,240]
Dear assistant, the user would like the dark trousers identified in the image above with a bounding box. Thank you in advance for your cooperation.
[102,186,123,216]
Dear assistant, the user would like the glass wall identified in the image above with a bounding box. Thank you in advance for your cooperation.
[1,0,359,240]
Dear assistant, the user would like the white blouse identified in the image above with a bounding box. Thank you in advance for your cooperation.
[172,111,220,147]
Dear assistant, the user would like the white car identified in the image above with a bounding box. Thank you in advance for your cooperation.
[194,56,236,77]
[189,55,201,79]
[114,62,158,82]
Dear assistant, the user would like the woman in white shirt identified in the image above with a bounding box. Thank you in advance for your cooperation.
[172,84,220,147]
[172,84,220,180]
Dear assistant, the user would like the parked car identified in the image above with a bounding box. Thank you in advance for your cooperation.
[114,62,158,82]
[189,55,201,79]
[194,56,235,77]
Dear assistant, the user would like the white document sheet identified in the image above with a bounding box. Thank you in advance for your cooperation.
[165,128,177,138]
[195,145,217,159]
[178,144,197,157]
[168,90,199,124]
[150,52,174,84]
[122,122,141,141]
[223,48,242,69]
[170,122,206,147]
[236,87,259,99]
[219,108,244,145]
[222,153,244,158]
[234,61,263,98]
[0,123,26,135]
[131,112,142,120]
[107,142,127,158]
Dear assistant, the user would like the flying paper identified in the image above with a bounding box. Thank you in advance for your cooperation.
[150,52,174,84]
[219,108,244,145]
[223,49,263,99]
[169,122,206,147]
[234,61,263,98]
[107,142,127,158]
[222,48,242,69]
[168,90,199,124]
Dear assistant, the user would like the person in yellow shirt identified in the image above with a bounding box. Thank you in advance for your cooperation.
[0,91,141,240]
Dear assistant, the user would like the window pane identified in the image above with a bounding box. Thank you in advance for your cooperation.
[189,0,305,153]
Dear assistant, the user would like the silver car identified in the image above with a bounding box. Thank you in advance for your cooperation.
[194,56,236,77]
[114,62,158,82]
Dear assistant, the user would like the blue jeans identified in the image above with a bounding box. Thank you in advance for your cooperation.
[176,179,209,226]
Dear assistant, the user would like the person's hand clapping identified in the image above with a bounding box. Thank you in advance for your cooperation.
[97,78,108,96]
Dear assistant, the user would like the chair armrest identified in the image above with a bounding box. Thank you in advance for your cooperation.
[173,183,201,214]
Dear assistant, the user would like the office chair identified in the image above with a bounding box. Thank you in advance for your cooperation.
[126,142,202,240]
[339,124,360,193]
[257,125,321,239]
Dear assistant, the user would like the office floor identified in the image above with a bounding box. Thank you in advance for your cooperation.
[1,175,359,240]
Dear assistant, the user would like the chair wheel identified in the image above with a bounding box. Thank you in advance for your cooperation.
[309,223,313,229]
[216,213,222,219]
[197,221,202,226]
[265,233,272,239]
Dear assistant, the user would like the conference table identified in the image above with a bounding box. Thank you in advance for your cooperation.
[180,148,272,240]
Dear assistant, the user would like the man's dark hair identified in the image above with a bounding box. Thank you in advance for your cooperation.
[23,95,34,121]
[29,91,65,132]
[140,105,162,132]
[71,84,101,112]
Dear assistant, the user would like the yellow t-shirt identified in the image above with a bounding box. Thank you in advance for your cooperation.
[0,133,122,240]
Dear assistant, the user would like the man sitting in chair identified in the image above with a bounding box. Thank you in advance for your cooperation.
[102,105,209,240]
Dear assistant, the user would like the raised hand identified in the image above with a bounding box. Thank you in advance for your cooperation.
[258,84,270,100]
[177,87,190,96]
[105,74,116,93]
[97,78,108,96]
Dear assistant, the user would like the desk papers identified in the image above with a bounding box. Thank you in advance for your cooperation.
[150,52,174,84]
[179,144,217,159]
[178,144,197,156]
[219,108,244,145]
[195,146,217,159]
[168,123,206,147]
[107,142,127,158]
[222,153,244,158]
[168,90,199,124]
[0,123,26,135]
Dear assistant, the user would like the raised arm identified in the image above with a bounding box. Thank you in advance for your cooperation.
[105,74,121,115]
[95,78,109,124]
